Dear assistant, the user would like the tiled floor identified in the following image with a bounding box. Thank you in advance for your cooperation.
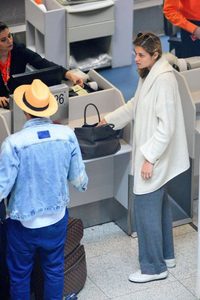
[78,222,198,300]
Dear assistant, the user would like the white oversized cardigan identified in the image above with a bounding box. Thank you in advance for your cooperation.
[105,56,190,194]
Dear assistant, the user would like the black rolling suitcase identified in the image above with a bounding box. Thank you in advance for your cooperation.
[32,217,87,299]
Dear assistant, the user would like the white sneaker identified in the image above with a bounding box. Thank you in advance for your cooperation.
[165,258,176,268]
[129,270,168,283]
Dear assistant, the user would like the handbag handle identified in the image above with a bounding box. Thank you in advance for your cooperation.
[84,103,101,125]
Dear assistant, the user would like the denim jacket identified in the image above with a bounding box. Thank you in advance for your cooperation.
[0,118,88,221]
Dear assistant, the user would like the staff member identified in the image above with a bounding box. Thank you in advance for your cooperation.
[0,21,83,108]
[163,0,200,58]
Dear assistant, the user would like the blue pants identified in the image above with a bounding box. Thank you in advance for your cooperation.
[181,20,200,58]
[6,210,68,300]
[0,221,10,300]
[134,187,174,275]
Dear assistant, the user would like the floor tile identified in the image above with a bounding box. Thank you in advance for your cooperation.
[86,246,176,298]
[112,280,198,300]
[79,221,199,299]
[170,231,198,280]
[88,267,176,298]
[181,275,197,297]
[173,224,196,237]
[78,277,109,300]
[83,222,137,259]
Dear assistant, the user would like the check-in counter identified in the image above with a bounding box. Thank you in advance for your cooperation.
[0,109,12,147]
[25,0,133,70]
[0,70,193,234]
[0,70,133,234]
[174,68,200,200]
[67,69,133,233]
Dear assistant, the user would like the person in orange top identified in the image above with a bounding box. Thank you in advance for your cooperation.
[163,0,200,57]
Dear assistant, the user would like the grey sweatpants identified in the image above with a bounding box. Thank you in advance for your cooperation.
[134,187,174,274]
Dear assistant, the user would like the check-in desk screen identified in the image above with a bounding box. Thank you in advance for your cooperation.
[8,66,64,94]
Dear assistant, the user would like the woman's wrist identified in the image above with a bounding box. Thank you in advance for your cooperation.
[145,158,154,165]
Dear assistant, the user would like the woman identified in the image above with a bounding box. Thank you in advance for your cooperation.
[0,21,83,108]
[99,32,190,283]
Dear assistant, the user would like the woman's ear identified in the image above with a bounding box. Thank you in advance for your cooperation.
[153,51,159,60]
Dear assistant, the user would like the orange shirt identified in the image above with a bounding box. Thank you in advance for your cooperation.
[0,52,11,85]
[163,0,200,34]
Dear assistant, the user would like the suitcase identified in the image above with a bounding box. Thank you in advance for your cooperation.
[65,217,84,256]
[63,244,87,296]
[32,217,87,299]
[64,218,87,296]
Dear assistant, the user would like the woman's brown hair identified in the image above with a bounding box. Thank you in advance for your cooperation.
[0,22,8,34]
[133,32,162,78]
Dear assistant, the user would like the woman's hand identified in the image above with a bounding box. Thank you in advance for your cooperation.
[0,97,9,108]
[97,118,107,127]
[141,159,154,180]
[65,71,84,86]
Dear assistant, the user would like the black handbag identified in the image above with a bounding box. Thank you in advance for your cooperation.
[74,103,121,160]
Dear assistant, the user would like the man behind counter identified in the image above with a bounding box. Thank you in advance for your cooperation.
[163,0,200,58]
[0,21,83,108]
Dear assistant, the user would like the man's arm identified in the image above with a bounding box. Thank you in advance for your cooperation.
[0,139,19,201]
[163,0,198,34]
[68,135,88,192]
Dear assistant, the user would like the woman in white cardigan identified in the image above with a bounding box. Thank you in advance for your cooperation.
[99,32,190,283]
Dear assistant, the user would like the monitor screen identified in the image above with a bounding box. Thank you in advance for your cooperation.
[8,66,64,94]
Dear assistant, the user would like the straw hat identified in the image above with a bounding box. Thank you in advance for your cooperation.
[13,79,58,117]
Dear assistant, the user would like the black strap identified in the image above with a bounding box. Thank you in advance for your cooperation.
[84,103,101,125]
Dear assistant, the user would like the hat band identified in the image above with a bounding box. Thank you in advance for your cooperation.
[23,93,49,112]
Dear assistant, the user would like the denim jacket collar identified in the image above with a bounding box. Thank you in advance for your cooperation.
[23,117,53,129]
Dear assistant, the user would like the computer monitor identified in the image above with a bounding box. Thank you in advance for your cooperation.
[8,65,64,94]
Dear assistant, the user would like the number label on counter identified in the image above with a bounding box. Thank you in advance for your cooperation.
[54,93,65,105]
